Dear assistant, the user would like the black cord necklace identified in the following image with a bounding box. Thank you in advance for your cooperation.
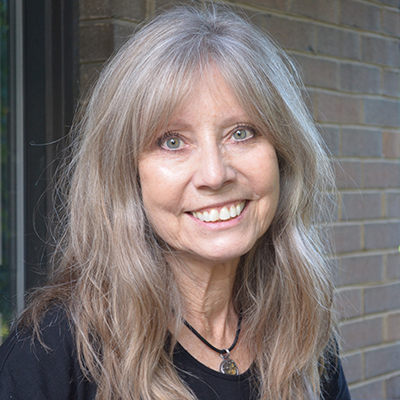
[182,314,242,375]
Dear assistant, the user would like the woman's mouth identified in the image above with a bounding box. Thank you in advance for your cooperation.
[190,201,246,223]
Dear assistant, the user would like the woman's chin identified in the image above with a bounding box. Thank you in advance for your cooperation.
[173,242,254,267]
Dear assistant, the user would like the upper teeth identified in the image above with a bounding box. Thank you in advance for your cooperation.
[191,201,246,223]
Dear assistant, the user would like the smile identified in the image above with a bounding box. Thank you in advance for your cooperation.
[190,201,246,222]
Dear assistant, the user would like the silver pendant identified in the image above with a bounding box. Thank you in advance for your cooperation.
[219,350,239,375]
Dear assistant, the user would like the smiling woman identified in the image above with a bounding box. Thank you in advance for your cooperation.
[0,4,350,400]
[139,68,280,265]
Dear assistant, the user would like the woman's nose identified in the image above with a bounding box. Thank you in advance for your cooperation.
[192,145,236,190]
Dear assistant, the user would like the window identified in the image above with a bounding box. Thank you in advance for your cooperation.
[0,0,78,341]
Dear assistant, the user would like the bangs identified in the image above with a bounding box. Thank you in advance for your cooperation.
[133,51,279,155]
[134,62,202,152]
[126,9,281,154]
[93,2,308,178]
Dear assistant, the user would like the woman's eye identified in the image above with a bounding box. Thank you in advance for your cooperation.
[232,128,252,141]
[160,136,183,150]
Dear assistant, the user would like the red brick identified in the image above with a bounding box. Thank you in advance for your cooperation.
[341,191,382,220]
[230,0,287,11]
[79,21,114,62]
[364,221,400,251]
[318,125,340,156]
[382,69,400,98]
[80,0,111,19]
[340,317,383,352]
[340,0,381,32]
[365,282,400,313]
[342,353,363,384]
[293,54,339,90]
[387,252,400,280]
[341,128,382,157]
[383,69,400,99]
[386,191,400,218]
[364,98,400,128]
[252,14,317,53]
[383,131,400,159]
[291,0,339,24]
[364,161,400,189]
[382,8,400,37]
[335,288,363,319]
[340,63,380,94]
[113,0,145,21]
[317,26,361,60]
[316,92,362,124]
[154,0,197,9]
[387,374,400,399]
[301,88,316,116]
[362,36,400,68]
[373,0,400,6]
[79,62,104,93]
[349,380,384,400]
[386,312,400,342]
[339,253,383,285]
[113,20,136,50]
[335,160,363,189]
[365,343,400,378]
[332,223,362,254]
[330,257,340,285]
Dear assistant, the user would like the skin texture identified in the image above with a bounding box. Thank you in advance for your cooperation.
[138,68,280,372]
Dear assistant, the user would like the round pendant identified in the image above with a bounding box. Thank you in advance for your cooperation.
[219,357,239,375]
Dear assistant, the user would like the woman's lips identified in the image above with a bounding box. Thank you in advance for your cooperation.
[190,201,246,222]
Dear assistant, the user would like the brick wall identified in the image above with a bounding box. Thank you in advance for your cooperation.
[78,0,400,398]
[79,0,146,91]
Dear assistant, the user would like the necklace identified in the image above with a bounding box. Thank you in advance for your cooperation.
[182,314,242,375]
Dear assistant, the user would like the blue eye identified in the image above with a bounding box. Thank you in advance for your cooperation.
[232,128,250,140]
[165,137,181,149]
[157,131,185,150]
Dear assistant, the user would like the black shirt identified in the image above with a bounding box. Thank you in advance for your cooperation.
[0,308,351,400]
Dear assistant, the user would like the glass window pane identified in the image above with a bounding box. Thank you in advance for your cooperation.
[0,0,16,342]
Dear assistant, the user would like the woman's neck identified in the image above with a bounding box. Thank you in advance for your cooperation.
[170,256,239,346]
[169,256,253,373]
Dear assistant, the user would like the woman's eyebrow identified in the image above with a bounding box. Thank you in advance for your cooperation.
[162,121,192,131]
[218,114,253,127]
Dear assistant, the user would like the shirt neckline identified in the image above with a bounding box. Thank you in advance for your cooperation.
[174,341,254,381]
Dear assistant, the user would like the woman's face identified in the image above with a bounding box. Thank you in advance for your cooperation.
[139,69,280,267]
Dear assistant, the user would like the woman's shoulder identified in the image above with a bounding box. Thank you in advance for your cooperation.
[0,306,73,370]
[0,305,97,400]
[321,352,352,400]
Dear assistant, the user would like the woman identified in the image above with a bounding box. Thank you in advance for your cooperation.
[0,4,350,400]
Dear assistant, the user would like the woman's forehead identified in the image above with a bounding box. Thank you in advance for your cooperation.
[138,62,269,148]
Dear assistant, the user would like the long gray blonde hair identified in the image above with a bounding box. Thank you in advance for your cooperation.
[22,4,336,400]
